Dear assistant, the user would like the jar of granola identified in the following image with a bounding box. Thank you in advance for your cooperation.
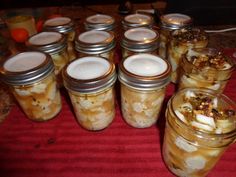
[0,51,62,121]
[121,27,159,59]
[122,13,154,31]
[159,13,192,59]
[63,56,117,131]
[43,17,77,61]
[168,28,208,83]
[26,31,69,87]
[163,88,236,177]
[118,53,171,128]
[179,48,236,93]
[84,14,115,32]
[75,30,116,62]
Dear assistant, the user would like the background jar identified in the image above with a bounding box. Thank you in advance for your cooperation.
[26,31,69,87]
[0,51,62,121]
[63,56,117,131]
[120,27,159,59]
[75,30,116,63]
[163,88,236,177]
[159,13,192,59]
[179,48,236,93]
[168,28,208,83]
[118,53,171,128]
[43,17,77,61]
[122,13,154,31]
[84,14,115,32]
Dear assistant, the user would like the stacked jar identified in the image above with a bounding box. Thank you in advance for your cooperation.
[118,54,171,128]
[26,31,69,87]
[63,56,117,131]
[159,13,193,60]
[0,51,62,121]
[168,28,208,83]
[43,17,77,61]
[75,30,116,62]
[120,27,159,58]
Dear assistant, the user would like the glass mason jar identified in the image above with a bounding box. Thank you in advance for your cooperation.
[26,31,69,87]
[75,30,116,63]
[121,27,159,59]
[122,13,154,31]
[179,48,236,94]
[163,88,236,177]
[63,56,117,131]
[118,54,171,128]
[168,28,208,83]
[43,17,77,61]
[0,51,62,121]
[159,13,192,59]
[84,14,115,32]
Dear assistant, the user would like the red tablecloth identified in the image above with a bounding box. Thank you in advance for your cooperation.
[0,49,236,177]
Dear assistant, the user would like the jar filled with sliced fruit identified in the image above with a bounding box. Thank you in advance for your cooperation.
[63,56,117,131]
[168,28,208,83]
[179,48,235,93]
[163,88,236,177]
[0,51,62,121]
[118,54,171,128]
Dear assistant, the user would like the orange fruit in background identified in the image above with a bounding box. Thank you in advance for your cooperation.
[10,28,29,43]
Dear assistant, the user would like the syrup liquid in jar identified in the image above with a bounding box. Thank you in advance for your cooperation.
[0,51,62,121]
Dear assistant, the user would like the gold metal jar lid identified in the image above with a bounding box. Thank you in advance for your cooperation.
[160,13,192,30]
[118,54,171,90]
[75,30,115,55]
[0,51,54,85]
[121,27,159,53]
[84,14,115,31]
[63,56,117,93]
[26,31,67,54]
[43,17,75,34]
[122,13,154,29]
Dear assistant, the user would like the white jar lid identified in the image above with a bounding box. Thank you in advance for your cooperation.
[79,30,111,44]
[86,14,114,24]
[124,28,157,41]
[161,13,192,29]
[29,32,62,45]
[124,14,152,24]
[44,17,71,26]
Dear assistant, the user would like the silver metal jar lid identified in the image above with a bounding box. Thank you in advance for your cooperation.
[75,30,116,55]
[0,51,54,85]
[160,13,192,30]
[26,31,67,54]
[84,14,115,31]
[122,13,154,29]
[63,56,117,93]
[43,17,75,34]
[119,54,171,90]
[121,27,159,53]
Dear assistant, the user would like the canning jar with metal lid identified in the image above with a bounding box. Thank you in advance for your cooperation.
[75,30,116,62]
[159,13,193,59]
[63,56,117,131]
[118,53,171,128]
[26,31,69,87]
[122,13,154,31]
[43,17,76,61]
[0,51,62,121]
[121,27,159,58]
[84,14,115,32]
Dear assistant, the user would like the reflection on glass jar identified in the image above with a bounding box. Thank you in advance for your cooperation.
[26,31,69,87]
[163,88,236,177]
[118,54,171,128]
[43,17,76,61]
[84,14,115,32]
[63,56,117,131]
[168,28,208,83]
[75,30,116,62]
[0,51,62,121]
[122,13,154,31]
[121,27,159,59]
[159,13,192,59]
[179,48,236,93]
